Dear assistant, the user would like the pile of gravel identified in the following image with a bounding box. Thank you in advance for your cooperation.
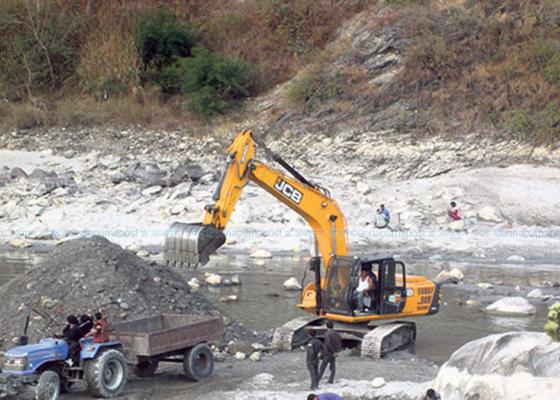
[0,236,228,349]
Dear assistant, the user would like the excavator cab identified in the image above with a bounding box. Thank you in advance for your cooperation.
[323,256,407,316]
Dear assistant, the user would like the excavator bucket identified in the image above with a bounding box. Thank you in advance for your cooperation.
[164,222,226,267]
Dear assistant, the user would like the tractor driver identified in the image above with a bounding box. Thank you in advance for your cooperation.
[62,314,82,365]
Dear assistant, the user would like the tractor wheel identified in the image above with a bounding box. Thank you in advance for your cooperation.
[35,370,60,400]
[183,343,214,381]
[133,359,159,378]
[85,349,128,398]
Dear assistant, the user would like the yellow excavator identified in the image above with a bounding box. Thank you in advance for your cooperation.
[164,130,441,357]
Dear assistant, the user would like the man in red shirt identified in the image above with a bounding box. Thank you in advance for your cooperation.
[87,312,110,343]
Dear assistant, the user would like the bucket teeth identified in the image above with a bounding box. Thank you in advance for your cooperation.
[164,222,226,267]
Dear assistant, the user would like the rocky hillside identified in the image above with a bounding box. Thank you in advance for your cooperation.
[0,1,558,145]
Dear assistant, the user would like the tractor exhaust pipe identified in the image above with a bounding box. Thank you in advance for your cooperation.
[164,222,226,267]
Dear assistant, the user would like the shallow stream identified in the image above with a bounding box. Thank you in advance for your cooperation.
[1,251,557,364]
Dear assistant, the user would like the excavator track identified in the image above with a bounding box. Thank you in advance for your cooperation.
[272,316,324,351]
[361,321,416,358]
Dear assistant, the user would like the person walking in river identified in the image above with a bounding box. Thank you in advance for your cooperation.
[306,330,326,390]
[319,321,342,384]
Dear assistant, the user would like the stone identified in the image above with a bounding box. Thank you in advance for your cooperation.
[447,219,466,231]
[283,277,302,291]
[228,341,254,355]
[465,299,481,306]
[527,289,543,299]
[137,250,149,257]
[249,373,274,388]
[25,226,53,240]
[109,171,127,184]
[477,206,502,223]
[214,352,226,362]
[507,255,525,262]
[205,274,222,286]
[141,185,163,196]
[127,244,141,254]
[251,343,265,350]
[9,238,32,248]
[119,302,130,310]
[249,351,261,362]
[371,377,386,388]
[486,297,537,316]
[250,249,272,259]
[188,278,201,290]
[477,283,494,290]
[434,332,560,400]
[436,268,464,284]
[186,164,204,182]
[169,182,192,200]
[219,295,238,303]
[9,167,27,180]
[169,204,186,215]
[231,275,241,285]
[356,181,371,195]
[234,352,246,360]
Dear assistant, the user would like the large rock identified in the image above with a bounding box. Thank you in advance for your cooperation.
[434,332,560,400]
[282,277,302,291]
[250,249,272,259]
[436,268,464,284]
[486,297,537,316]
[477,206,503,223]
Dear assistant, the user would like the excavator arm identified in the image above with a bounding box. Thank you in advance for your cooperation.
[164,130,348,268]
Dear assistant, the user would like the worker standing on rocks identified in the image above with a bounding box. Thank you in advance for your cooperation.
[319,321,342,384]
[306,330,326,390]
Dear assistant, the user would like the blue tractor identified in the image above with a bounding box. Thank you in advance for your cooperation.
[0,314,128,400]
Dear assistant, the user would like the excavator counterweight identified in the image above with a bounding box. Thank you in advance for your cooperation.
[164,222,225,267]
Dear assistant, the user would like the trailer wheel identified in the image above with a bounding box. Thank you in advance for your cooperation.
[35,370,60,400]
[133,359,159,378]
[183,343,214,381]
[85,349,128,398]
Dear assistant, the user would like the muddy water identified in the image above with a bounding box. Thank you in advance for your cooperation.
[1,251,558,364]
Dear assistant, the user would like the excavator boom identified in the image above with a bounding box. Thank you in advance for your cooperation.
[164,129,348,268]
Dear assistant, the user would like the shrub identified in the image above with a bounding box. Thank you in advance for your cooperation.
[166,47,254,116]
[288,72,343,104]
[0,0,83,99]
[135,7,195,73]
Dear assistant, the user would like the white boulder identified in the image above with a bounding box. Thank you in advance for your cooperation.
[486,297,537,316]
[219,295,238,303]
[250,249,272,259]
[434,332,560,400]
[477,206,502,223]
[527,289,543,299]
[283,277,302,291]
[436,268,464,284]
[371,377,386,388]
[234,352,246,360]
[9,238,32,248]
[477,283,494,290]
[187,277,201,290]
[356,181,371,195]
[249,351,261,362]
[205,273,222,286]
[507,255,525,262]
[141,185,162,196]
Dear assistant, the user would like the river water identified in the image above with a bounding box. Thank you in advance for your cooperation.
[1,251,557,364]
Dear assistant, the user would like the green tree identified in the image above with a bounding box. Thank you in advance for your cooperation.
[545,302,560,342]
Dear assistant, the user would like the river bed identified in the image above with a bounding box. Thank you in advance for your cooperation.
[1,250,557,365]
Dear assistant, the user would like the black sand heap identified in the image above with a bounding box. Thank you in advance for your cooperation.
[0,236,222,348]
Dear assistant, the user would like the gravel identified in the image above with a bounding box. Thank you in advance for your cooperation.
[0,236,245,349]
